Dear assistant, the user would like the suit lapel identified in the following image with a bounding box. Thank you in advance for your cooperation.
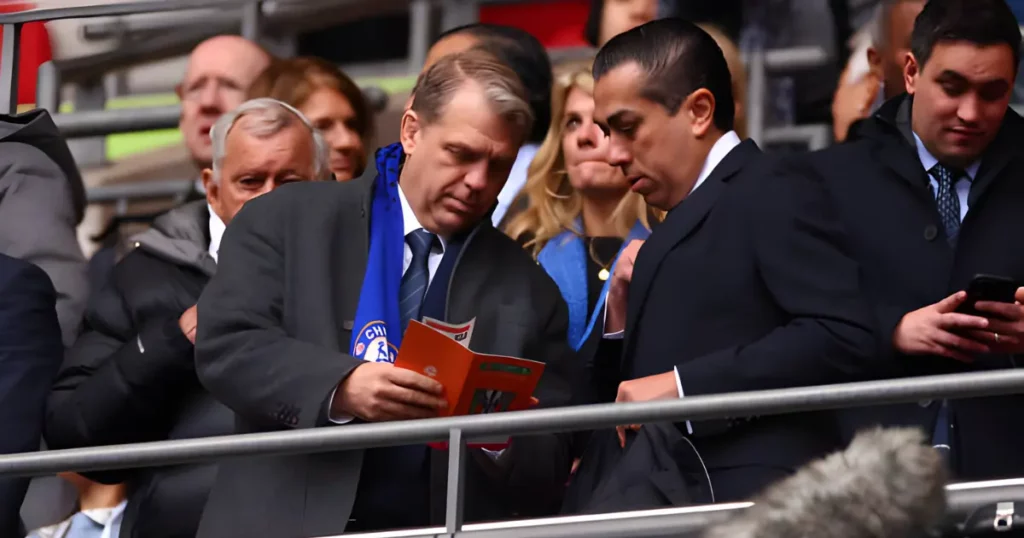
[336,173,373,343]
[877,97,934,198]
[968,111,1022,207]
[622,140,758,359]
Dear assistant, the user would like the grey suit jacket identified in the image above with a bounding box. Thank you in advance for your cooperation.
[195,176,577,538]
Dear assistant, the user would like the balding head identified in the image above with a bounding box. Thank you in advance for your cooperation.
[868,0,925,99]
[177,35,272,168]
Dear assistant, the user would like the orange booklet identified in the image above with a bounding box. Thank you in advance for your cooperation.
[395,319,545,449]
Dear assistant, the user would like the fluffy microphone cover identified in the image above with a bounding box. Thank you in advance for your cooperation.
[703,428,947,538]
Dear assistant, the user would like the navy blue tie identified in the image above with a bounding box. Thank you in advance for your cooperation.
[399,228,436,334]
[928,164,965,457]
[929,164,964,246]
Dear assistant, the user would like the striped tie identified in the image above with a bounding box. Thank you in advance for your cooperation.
[399,228,436,335]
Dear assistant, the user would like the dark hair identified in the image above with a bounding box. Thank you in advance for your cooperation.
[437,24,553,143]
[593,18,735,132]
[910,0,1021,70]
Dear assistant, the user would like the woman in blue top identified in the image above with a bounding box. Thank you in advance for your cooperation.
[504,60,658,354]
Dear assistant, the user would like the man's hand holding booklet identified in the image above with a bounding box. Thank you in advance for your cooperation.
[394,317,544,449]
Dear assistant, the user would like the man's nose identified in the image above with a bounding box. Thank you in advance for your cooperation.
[463,164,490,192]
[199,83,222,111]
[606,138,632,168]
[958,94,981,124]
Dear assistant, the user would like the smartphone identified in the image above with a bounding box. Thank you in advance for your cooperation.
[957,274,1019,315]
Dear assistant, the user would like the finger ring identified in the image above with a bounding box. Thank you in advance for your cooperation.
[995,333,1001,343]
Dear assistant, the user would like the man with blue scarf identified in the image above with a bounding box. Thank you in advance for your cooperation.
[195,50,577,538]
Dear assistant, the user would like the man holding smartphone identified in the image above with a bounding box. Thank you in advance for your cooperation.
[786,0,1024,481]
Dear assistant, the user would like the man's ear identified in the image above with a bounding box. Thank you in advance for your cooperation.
[175,83,184,100]
[202,168,219,206]
[400,110,423,156]
[904,52,920,95]
[686,89,716,138]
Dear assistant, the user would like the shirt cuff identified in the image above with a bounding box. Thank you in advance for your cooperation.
[602,301,624,339]
[326,387,354,425]
[674,366,694,435]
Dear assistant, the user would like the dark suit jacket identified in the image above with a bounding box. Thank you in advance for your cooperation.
[195,177,577,538]
[798,95,1024,481]
[591,140,877,503]
[0,254,62,536]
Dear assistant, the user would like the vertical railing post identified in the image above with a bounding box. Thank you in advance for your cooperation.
[746,45,766,147]
[407,0,431,72]
[241,1,262,42]
[445,428,466,535]
[1,23,22,114]
[36,60,60,113]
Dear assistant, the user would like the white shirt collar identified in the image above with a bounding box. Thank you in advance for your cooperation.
[81,500,127,528]
[397,184,447,251]
[207,204,226,263]
[690,130,743,195]
[912,132,982,180]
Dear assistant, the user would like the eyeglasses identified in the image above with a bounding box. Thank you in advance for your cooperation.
[181,77,246,104]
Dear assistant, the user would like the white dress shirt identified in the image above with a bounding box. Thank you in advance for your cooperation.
[207,205,226,263]
[398,184,447,281]
[600,131,742,433]
[490,143,540,226]
[913,133,980,221]
[327,184,445,423]
[27,500,127,538]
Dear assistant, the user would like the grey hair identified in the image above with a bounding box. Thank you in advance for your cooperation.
[703,428,947,538]
[410,49,534,146]
[210,97,331,182]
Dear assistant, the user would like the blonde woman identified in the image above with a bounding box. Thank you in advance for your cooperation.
[505,60,656,352]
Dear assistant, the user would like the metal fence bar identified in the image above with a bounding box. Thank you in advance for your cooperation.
[333,480,1024,538]
[762,124,832,151]
[53,85,389,139]
[0,0,254,24]
[86,179,195,204]
[407,0,432,72]
[54,105,180,138]
[3,369,1024,478]
[761,45,831,72]
[0,23,21,114]
[446,429,467,534]
[745,45,766,146]
[240,0,262,42]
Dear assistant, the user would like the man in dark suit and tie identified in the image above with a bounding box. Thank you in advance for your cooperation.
[575,19,877,505]
[790,0,1024,481]
[195,50,576,537]
[0,253,62,535]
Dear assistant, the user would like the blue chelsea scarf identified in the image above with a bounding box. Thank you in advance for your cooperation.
[349,143,408,364]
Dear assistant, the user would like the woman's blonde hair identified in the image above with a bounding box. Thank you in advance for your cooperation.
[504,59,655,257]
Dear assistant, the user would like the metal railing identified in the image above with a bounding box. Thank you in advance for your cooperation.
[330,479,1024,538]
[2,370,1024,536]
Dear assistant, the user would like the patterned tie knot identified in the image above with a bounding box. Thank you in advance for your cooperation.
[407,229,437,259]
[929,163,966,187]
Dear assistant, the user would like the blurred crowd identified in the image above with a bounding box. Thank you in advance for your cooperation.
[2,0,1024,537]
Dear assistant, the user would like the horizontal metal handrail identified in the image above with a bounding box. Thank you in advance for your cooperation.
[54,106,181,138]
[332,479,1024,538]
[762,123,832,151]
[86,179,195,204]
[53,86,389,139]
[2,369,1023,478]
[0,0,253,24]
